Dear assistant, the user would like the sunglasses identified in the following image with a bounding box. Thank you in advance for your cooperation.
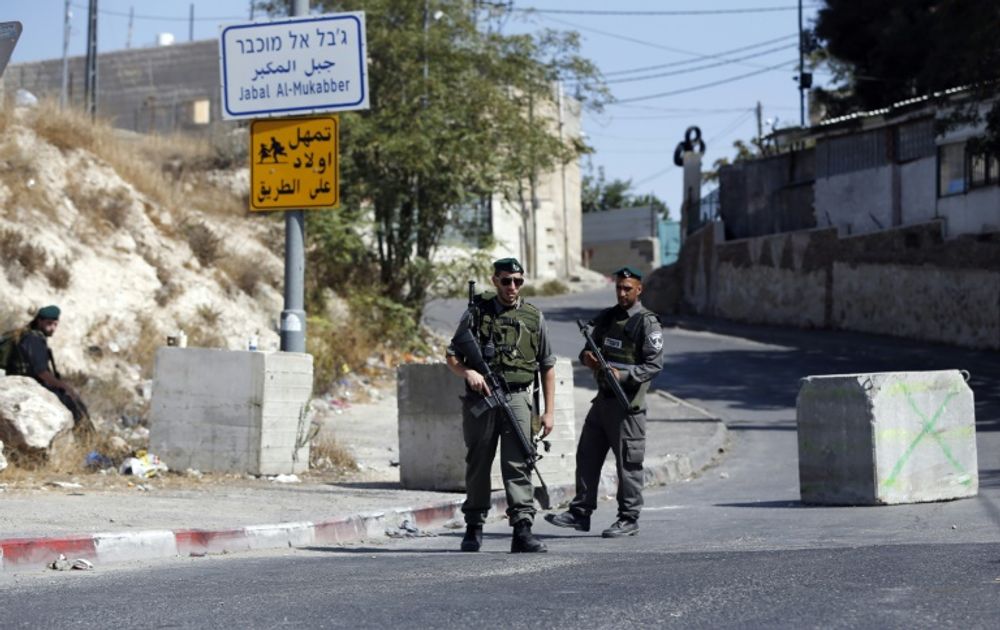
[499,277,525,287]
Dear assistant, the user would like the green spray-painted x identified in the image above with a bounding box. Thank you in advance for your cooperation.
[883,385,968,488]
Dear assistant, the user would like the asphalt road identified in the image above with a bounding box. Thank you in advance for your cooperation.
[2,289,998,628]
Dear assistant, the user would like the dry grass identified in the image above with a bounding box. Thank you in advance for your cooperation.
[182,304,227,349]
[44,259,72,289]
[4,425,133,475]
[65,178,132,231]
[124,315,163,379]
[217,253,276,297]
[183,221,222,267]
[307,317,374,394]
[0,228,49,275]
[309,435,358,472]
[0,145,51,217]
[144,254,181,306]
[24,101,245,219]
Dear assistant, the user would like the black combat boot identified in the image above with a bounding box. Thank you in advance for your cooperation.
[544,511,591,532]
[601,518,639,538]
[460,526,483,552]
[510,520,547,553]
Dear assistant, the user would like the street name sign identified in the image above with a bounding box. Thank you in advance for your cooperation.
[250,116,339,211]
[0,21,22,79]
[220,12,368,119]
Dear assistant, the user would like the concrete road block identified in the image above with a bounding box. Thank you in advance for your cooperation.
[150,348,313,475]
[397,359,576,492]
[397,363,466,491]
[797,370,977,505]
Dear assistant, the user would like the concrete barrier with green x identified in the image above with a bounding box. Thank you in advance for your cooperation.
[796,370,978,505]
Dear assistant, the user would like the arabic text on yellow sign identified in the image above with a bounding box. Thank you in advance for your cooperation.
[250,116,339,210]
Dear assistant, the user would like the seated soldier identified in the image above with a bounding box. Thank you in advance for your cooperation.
[3,305,89,427]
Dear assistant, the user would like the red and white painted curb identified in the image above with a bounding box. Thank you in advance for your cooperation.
[1,416,726,572]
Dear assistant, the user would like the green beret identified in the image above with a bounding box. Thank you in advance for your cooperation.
[493,257,524,274]
[36,305,61,320]
[614,266,643,281]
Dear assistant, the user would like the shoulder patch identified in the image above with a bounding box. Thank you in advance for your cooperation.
[647,330,663,352]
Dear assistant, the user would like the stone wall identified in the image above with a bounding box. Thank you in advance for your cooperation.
[646,220,1000,350]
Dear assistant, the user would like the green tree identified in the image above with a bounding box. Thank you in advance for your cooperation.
[813,0,1000,151]
[582,165,670,219]
[262,0,606,315]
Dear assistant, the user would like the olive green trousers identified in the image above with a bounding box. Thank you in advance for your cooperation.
[461,390,535,527]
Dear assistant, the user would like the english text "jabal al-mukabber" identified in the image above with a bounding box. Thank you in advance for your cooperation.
[241,78,353,101]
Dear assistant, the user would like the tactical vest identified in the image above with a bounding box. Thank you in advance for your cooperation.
[3,328,43,377]
[473,294,541,386]
[594,306,658,410]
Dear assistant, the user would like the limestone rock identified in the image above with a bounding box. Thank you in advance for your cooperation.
[0,439,7,472]
[0,376,74,454]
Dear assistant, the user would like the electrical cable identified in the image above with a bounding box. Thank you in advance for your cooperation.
[602,44,797,85]
[529,12,797,71]
[69,2,244,22]
[613,59,797,104]
[513,5,821,17]
[602,34,796,77]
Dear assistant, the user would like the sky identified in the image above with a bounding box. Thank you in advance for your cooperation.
[4,0,829,216]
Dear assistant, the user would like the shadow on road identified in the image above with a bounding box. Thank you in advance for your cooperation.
[714,500,805,509]
[657,315,1000,430]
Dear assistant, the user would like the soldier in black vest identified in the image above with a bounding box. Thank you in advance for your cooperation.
[3,305,89,427]
[446,258,556,553]
[546,266,663,538]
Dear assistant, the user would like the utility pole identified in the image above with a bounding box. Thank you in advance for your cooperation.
[797,0,805,127]
[557,81,570,278]
[189,4,194,42]
[60,0,71,108]
[126,6,133,48]
[756,101,763,150]
[84,0,97,119]
[280,0,310,353]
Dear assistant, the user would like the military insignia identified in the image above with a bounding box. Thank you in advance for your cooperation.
[604,337,623,350]
[648,331,663,351]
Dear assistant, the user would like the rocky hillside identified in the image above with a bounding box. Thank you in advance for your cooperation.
[0,102,283,420]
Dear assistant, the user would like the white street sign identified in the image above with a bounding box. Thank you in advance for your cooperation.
[219,12,368,120]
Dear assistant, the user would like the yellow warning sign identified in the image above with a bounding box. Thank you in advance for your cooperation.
[250,116,339,211]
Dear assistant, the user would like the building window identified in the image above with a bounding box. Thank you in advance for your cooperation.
[816,129,888,178]
[938,143,966,196]
[895,118,935,162]
[968,151,999,189]
[191,99,210,125]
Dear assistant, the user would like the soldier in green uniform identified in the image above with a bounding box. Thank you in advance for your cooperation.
[2,305,89,427]
[546,266,663,538]
[446,258,556,553]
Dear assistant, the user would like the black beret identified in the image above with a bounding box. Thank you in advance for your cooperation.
[36,305,61,320]
[493,257,524,274]
[613,266,643,281]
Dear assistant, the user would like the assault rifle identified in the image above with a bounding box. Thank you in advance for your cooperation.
[577,319,637,418]
[450,281,551,510]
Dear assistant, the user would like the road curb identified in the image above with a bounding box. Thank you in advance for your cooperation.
[0,392,728,572]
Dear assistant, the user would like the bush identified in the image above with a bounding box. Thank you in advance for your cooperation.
[183,222,222,267]
[0,228,48,275]
[45,260,72,289]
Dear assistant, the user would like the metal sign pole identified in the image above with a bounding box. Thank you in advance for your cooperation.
[280,0,310,353]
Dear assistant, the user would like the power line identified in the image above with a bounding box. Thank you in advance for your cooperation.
[514,4,821,17]
[531,12,794,71]
[586,108,757,121]
[69,2,243,22]
[602,44,796,85]
[613,59,797,104]
[602,34,796,77]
